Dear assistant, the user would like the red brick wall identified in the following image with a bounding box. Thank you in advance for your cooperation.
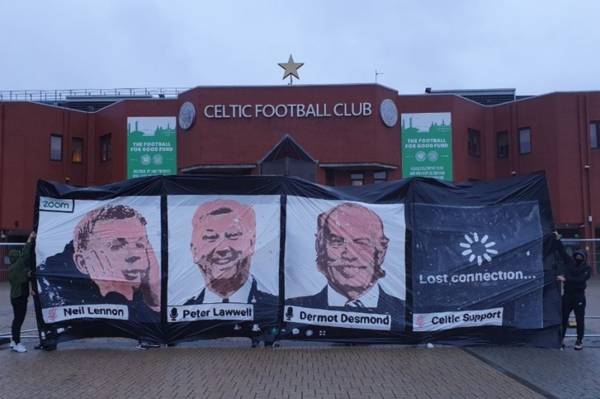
[2,86,600,240]
[0,102,89,232]
[176,85,401,172]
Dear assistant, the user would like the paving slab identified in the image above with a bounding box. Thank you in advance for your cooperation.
[468,276,600,399]
[0,343,544,399]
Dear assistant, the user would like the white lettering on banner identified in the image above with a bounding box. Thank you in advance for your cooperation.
[168,304,254,323]
[412,308,503,332]
[39,197,74,213]
[42,304,128,323]
[203,102,373,120]
[417,270,538,284]
[284,306,392,331]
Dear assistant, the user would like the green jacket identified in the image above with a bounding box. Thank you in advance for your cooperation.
[8,241,33,299]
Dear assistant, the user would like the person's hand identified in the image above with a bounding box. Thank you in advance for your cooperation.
[556,275,566,282]
[27,231,36,243]
[553,231,562,241]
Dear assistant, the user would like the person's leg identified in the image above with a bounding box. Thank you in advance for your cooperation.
[11,296,28,344]
[574,294,586,348]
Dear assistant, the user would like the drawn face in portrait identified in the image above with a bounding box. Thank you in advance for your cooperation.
[190,199,256,298]
[73,206,160,308]
[317,203,389,300]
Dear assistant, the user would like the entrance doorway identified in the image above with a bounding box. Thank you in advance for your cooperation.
[259,135,316,181]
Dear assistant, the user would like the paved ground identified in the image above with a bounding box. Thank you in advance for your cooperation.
[468,276,600,399]
[1,279,599,399]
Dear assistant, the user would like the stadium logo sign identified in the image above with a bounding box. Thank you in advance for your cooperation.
[201,102,373,120]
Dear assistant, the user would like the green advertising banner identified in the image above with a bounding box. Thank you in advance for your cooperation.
[127,117,177,179]
[401,112,452,181]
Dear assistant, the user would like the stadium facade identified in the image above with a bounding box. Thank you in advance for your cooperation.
[0,84,599,242]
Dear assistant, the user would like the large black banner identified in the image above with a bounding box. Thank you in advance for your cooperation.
[31,174,561,348]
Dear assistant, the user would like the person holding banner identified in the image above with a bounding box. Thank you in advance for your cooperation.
[555,234,592,350]
[8,231,35,353]
[287,203,404,326]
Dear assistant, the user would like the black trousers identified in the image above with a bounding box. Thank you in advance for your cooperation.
[11,295,28,344]
[561,292,586,341]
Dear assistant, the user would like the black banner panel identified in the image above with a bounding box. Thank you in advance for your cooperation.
[32,174,561,348]
[412,202,544,331]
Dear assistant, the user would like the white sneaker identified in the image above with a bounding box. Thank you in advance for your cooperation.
[12,342,27,353]
[10,340,16,349]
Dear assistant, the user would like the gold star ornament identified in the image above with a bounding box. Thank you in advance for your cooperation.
[278,54,304,81]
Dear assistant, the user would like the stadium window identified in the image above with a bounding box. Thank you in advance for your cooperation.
[50,134,63,161]
[72,137,83,163]
[325,169,335,186]
[373,171,387,183]
[468,129,481,157]
[497,131,509,159]
[100,134,112,162]
[350,172,364,186]
[519,128,532,154]
[590,121,600,149]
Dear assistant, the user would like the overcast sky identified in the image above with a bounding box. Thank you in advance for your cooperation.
[0,0,598,95]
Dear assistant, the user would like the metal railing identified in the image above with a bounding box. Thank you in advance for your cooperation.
[0,328,38,340]
[0,87,190,102]
[565,316,600,338]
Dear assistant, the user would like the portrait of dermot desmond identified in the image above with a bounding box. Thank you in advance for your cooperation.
[286,202,405,327]
[37,204,161,321]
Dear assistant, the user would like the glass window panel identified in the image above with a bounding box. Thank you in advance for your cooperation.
[50,135,62,161]
[72,137,83,163]
[350,172,364,186]
[497,131,509,159]
[468,129,481,157]
[100,134,112,162]
[519,128,531,154]
[374,171,386,179]
[591,122,599,149]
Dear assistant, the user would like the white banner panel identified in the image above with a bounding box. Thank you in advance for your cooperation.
[284,306,392,331]
[42,304,129,323]
[167,195,280,310]
[168,304,254,322]
[36,196,162,323]
[412,308,504,331]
